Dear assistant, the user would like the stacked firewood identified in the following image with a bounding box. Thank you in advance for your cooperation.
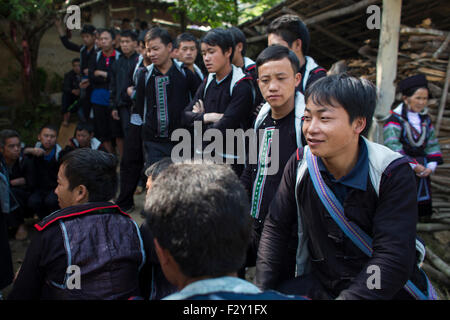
[331,21,450,294]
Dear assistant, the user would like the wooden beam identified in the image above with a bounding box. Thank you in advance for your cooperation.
[435,58,450,136]
[373,0,402,144]
[303,0,381,26]
[281,6,360,51]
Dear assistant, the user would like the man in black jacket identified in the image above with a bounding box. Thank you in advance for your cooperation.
[55,20,97,121]
[62,58,82,126]
[136,27,200,167]
[8,149,145,300]
[110,30,139,140]
[256,74,428,300]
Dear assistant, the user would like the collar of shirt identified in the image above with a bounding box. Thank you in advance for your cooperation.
[214,70,231,85]
[163,276,261,300]
[317,138,368,192]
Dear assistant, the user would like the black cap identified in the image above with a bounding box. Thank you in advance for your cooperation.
[398,74,428,96]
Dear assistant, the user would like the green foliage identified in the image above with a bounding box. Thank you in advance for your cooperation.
[0,0,58,21]
[49,72,63,93]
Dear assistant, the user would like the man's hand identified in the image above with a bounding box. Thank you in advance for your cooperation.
[112,110,120,120]
[10,178,26,187]
[54,17,65,37]
[127,86,134,97]
[94,70,107,78]
[24,147,45,157]
[192,99,205,114]
[203,113,223,124]
[80,79,90,89]
[72,89,80,96]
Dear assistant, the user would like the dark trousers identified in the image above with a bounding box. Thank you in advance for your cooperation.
[27,189,59,220]
[116,124,144,210]
[0,211,13,290]
[118,106,131,138]
[6,187,30,230]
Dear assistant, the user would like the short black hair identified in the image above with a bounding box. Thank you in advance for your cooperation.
[0,129,20,147]
[61,148,118,202]
[144,27,172,46]
[120,30,138,42]
[268,14,310,56]
[304,73,376,137]
[201,28,234,63]
[145,157,173,181]
[122,18,131,24]
[145,163,251,278]
[75,122,94,134]
[256,45,300,76]
[140,21,148,30]
[39,124,58,134]
[100,28,116,40]
[72,57,80,64]
[81,24,96,35]
[228,26,247,57]
[176,32,199,48]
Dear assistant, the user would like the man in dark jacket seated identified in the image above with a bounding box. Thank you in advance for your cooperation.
[143,161,307,300]
[8,148,145,300]
[256,74,432,300]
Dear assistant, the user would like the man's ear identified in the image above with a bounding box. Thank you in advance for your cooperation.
[167,42,173,52]
[236,42,243,54]
[292,39,303,56]
[224,47,232,60]
[353,117,367,135]
[154,238,169,266]
[75,184,89,203]
[294,72,302,88]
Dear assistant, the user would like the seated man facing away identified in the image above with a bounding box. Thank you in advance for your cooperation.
[143,162,307,300]
[8,148,145,300]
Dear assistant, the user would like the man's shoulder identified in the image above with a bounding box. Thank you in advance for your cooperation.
[34,202,126,232]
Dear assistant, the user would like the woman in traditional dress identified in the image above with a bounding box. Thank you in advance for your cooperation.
[384,74,443,219]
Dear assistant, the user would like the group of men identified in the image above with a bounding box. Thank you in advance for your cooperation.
[0,13,436,301]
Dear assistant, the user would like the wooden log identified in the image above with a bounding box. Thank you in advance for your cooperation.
[422,263,450,286]
[433,33,450,59]
[425,247,450,278]
[400,26,448,37]
[436,58,450,135]
[418,67,447,78]
[417,223,450,232]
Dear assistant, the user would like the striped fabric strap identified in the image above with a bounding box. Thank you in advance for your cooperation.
[304,147,438,300]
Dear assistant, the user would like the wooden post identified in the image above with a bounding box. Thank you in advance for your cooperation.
[435,58,450,136]
[372,0,402,144]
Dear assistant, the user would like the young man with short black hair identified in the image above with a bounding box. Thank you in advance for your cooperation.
[62,58,82,126]
[88,28,122,154]
[0,130,34,240]
[256,74,435,300]
[175,32,204,83]
[268,14,327,94]
[240,45,304,273]
[8,148,145,300]
[144,162,307,300]
[25,125,61,220]
[183,28,254,175]
[60,122,105,158]
[136,27,200,167]
[110,30,139,140]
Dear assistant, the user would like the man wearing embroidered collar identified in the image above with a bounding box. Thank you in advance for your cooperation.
[137,27,200,169]
[60,122,106,159]
[175,33,205,83]
[267,14,327,94]
[384,74,443,219]
[183,28,254,176]
[8,149,145,300]
[240,45,303,276]
[144,162,307,300]
[256,74,435,300]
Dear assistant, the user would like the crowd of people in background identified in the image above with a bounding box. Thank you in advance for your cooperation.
[0,14,443,301]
